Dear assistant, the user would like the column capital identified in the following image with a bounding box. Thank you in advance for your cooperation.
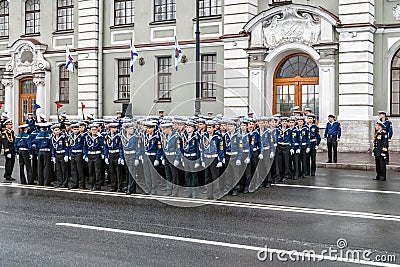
[1,78,13,88]
[33,73,45,87]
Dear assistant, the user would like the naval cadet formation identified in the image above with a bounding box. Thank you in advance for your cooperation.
[0,107,393,199]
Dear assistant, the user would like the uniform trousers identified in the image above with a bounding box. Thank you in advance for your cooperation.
[277,144,290,181]
[183,156,199,198]
[18,150,33,184]
[4,151,16,180]
[37,151,51,186]
[204,157,220,199]
[306,144,317,176]
[375,156,387,181]
[327,136,338,163]
[55,153,68,187]
[70,152,85,189]
[109,153,123,191]
[88,154,103,190]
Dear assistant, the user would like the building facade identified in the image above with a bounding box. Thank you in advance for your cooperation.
[0,0,400,152]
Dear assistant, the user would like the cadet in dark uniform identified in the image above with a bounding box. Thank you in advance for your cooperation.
[34,123,52,186]
[105,123,124,192]
[2,119,16,182]
[306,114,321,176]
[15,124,33,184]
[373,120,388,181]
[324,114,341,163]
[69,123,86,189]
[276,117,294,182]
[160,122,181,196]
[26,113,36,134]
[83,124,106,191]
[143,122,163,195]
[121,122,141,195]
[200,120,224,199]
[51,124,70,188]
[181,121,201,198]
[294,117,310,179]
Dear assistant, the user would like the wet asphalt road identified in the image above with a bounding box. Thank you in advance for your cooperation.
[0,159,400,267]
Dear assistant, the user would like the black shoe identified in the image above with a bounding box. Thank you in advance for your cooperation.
[373,177,380,181]
[126,191,132,195]
[117,189,123,193]
[265,183,270,188]
[326,161,332,163]
[231,191,238,196]
[3,179,12,183]
[292,177,298,180]
[108,189,117,192]
[243,188,249,194]
[381,178,386,181]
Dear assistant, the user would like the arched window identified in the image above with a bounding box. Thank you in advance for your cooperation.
[59,64,69,103]
[25,0,40,35]
[0,0,9,38]
[273,54,319,118]
[391,49,400,116]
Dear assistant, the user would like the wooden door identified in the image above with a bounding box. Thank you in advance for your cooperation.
[19,78,37,125]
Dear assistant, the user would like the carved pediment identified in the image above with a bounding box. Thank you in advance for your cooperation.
[5,39,50,76]
[262,7,321,50]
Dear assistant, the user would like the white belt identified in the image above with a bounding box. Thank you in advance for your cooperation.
[253,148,258,152]
[204,154,217,158]
[278,142,290,146]
[56,150,66,154]
[242,149,249,153]
[263,146,270,150]
[184,153,197,157]
[226,152,238,156]
[72,150,83,153]
[39,148,50,152]
[124,150,136,154]
[310,139,316,142]
[145,152,156,156]
[19,148,29,151]
[108,149,119,154]
[88,151,101,155]
[164,152,176,156]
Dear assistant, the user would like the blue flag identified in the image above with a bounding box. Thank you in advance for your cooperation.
[35,104,41,109]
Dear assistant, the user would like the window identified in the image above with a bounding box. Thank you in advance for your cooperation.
[154,0,176,22]
[115,0,134,26]
[59,65,69,103]
[118,59,130,100]
[273,54,319,118]
[391,49,400,116]
[0,0,9,38]
[25,0,40,35]
[57,0,73,31]
[0,69,4,104]
[199,0,221,17]
[157,57,172,100]
[201,54,217,99]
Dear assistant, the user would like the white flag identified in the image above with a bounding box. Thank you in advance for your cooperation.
[65,45,74,73]
[174,36,182,71]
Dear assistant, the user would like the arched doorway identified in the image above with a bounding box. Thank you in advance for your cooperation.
[19,77,37,125]
[273,54,319,118]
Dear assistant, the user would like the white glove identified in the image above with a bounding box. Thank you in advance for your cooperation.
[101,154,105,160]
[244,157,250,164]
[372,152,374,157]
[235,159,241,166]
[194,162,200,168]
[153,160,159,167]
[29,155,33,160]
[296,149,300,154]
[16,154,19,160]
[120,159,124,165]
[216,162,223,168]
[381,153,386,157]
[51,157,56,163]
[306,148,310,154]
[69,156,71,161]
[270,152,274,159]
[134,159,140,166]
[105,158,109,165]
[6,154,11,159]
[173,160,180,167]
[182,161,185,167]
[258,153,264,160]
[201,161,206,168]
[84,156,89,162]
[64,156,69,162]
[162,159,166,165]
[315,146,319,150]
[222,158,226,164]
[290,149,294,155]
[139,155,143,161]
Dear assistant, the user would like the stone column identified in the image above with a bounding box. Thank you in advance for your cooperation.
[248,50,268,116]
[318,58,336,126]
[1,73,13,115]
[338,0,375,152]
[33,73,46,120]
[78,0,99,118]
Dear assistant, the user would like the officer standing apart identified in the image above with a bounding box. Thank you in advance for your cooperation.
[15,124,33,184]
[324,114,341,163]
[378,111,393,163]
[373,120,388,181]
[2,119,16,182]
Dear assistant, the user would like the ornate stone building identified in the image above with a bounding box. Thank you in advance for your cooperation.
[0,0,399,152]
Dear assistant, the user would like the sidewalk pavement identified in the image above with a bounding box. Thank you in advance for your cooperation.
[316,151,400,172]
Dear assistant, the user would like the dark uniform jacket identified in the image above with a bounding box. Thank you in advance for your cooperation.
[373,130,389,159]
[2,129,15,155]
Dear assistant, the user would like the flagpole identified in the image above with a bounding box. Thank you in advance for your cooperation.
[195,0,201,116]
